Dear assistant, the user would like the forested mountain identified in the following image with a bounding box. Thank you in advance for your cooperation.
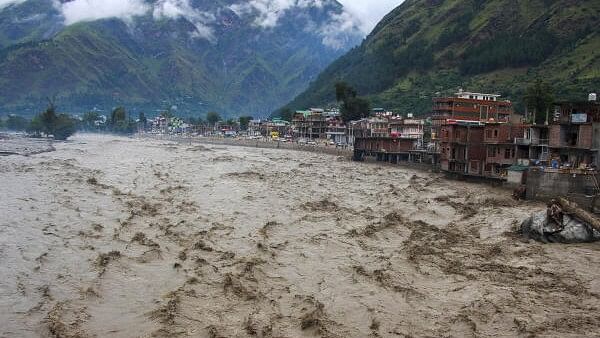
[279,0,600,116]
[0,0,362,117]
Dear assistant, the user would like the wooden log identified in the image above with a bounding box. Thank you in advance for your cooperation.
[557,197,600,232]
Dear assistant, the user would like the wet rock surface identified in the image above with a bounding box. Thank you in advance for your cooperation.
[521,212,600,243]
[1,134,600,337]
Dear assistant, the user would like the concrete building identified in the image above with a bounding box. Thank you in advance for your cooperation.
[548,100,600,168]
[439,121,486,176]
[348,117,390,145]
[483,123,526,178]
[389,116,425,149]
[431,90,513,138]
[325,116,348,144]
[292,109,327,140]
[514,125,550,164]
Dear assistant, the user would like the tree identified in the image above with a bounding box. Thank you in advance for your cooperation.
[40,100,58,136]
[335,82,371,123]
[206,111,221,126]
[110,107,127,125]
[239,116,253,131]
[28,101,77,140]
[335,82,357,103]
[108,107,136,134]
[524,79,554,125]
[279,108,293,122]
[27,117,44,137]
[53,114,77,140]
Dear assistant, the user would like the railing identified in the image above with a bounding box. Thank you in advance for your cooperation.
[514,138,549,145]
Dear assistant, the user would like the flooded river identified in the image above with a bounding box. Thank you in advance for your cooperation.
[1,134,599,337]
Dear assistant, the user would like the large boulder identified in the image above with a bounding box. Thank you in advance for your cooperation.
[521,211,600,244]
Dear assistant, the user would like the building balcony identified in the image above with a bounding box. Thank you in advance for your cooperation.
[514,138,549,146]
[485,138,513,144]
[486,157,516,165]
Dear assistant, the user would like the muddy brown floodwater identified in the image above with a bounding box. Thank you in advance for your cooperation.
[1,134,599,338]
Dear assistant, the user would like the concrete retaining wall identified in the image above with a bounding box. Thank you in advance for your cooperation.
[526,170,600,211]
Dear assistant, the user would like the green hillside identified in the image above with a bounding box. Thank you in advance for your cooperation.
[279,0,600,116]
[0,0,361,117]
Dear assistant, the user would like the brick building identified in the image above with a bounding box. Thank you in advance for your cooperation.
[484,123,526,177]
[439,122,486,176]
[548,100,600,167]
[432,90,513,132]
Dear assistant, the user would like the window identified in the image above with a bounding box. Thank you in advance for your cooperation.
[486,130,492,138]
[494,129,498,137]
[504,148,511,159]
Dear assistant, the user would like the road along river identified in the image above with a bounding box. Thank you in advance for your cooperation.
[1,134,599,337]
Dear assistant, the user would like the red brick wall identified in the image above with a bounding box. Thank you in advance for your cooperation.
[484,124,524,143]
[549,125,562,148]
[578,125,593,149]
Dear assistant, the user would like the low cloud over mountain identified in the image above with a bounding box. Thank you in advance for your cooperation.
[0,0,363,116]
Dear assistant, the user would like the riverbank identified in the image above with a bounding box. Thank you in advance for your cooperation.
[140,133,353,157]
[140,133,440,173]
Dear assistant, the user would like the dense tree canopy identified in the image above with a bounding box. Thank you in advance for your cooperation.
[524,80,555,124]
[335,82,371,123]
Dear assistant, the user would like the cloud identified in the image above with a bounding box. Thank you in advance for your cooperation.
[230,0,325,28]
[56,0,150,25]
[337,0,403,34]
[229,0,361,49]
[314,10,360,49]
[153,0,215,41]
[0,0,26,10]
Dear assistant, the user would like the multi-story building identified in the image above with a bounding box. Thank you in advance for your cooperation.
[348,117,390,144]
[433,90,513,122]
[548,100,600,167]
[325,116,348,144]
[389,116,425,149]
[431,90,514,141]
[514,125,550,164]
[247,119,264,136]
[266,118,291,138]
[483,123,526,177]
[439,121,486,176]
[292,109,327,140]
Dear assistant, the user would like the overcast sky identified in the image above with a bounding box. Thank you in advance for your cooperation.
[339,0,404,34]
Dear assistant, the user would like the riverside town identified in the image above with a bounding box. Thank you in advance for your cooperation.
[2,0,600,337]
[137,89,600,211]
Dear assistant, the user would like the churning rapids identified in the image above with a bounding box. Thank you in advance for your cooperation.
[1,134,599,337]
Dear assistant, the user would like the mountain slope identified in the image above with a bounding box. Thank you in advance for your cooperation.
[0,0,362,117]
[280,0,600,116]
